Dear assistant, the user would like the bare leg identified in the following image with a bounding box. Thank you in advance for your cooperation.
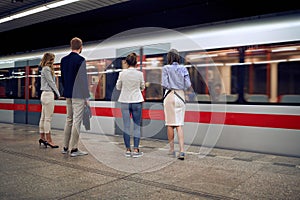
[176,126,184,153]
[46,132,59,148]
[40,133,45,140]
[167,126,175,153]
[38,132,47,147]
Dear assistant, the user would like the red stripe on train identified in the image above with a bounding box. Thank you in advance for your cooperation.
[51,106,300,130]
[1,103,300,130]
[0,103,26,111]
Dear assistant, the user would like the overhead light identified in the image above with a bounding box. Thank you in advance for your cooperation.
[271,47,297,52]
[253,59,287,64]
[196,63,224,67]
[46,0,80,9]
[86,65,96,69]
[288,58,300,62]
[245,49,266,52]
[0,0,80,24]
[0,17,12,24]
[225,62,252,66]
[188,54,218,60]
[10,6,49,19]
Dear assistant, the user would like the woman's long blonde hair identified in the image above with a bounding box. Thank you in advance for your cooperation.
[40,52,55,76]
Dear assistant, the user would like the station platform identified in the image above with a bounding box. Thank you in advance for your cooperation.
[0,122,299,200]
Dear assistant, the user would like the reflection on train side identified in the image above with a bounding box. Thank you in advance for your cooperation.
[0,42,299,104]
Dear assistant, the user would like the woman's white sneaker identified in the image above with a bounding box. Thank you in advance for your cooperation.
[132,151,143,158]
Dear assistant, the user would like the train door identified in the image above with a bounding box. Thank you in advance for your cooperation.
[141,43,169,140]
[0,66,13,123]
[14,59,41,125]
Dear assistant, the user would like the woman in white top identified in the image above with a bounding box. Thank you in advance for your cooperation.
[116,53,145,158]
[38,52,61,148]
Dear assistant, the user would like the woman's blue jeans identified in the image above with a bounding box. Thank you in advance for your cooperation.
[121,102,142,149]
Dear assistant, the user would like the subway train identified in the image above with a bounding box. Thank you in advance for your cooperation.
[0,12,300,157]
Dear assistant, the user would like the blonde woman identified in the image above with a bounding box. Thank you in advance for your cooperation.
[38,52,61,148]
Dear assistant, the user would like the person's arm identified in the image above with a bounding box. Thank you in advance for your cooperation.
[140,72,145,91]
[85,98,90,106]
[161,67,169,89]
[60,65,64,88]
[43,67,60,97]
[184,68,191,90]
[116,72,122,90]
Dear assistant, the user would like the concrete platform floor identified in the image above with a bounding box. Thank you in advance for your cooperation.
[0,122,299,199]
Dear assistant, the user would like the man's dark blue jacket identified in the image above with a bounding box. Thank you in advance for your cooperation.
[60,52,90,99]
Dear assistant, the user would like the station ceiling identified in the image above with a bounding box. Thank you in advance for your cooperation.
[0,0,129,32]
[0,0,299,56]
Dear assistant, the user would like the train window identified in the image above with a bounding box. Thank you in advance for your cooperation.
[29,66,40,99]
[0,68,11,98]
[244,64,269,103]
[186,65,209,102]
[10,67,26,99]
[185,49,239,103]
[243,47,270,103]
[278,61,300,103]
[44,60,108,101]
[242,43,300,104]
[86,59,110,100]
[143,55,164,101]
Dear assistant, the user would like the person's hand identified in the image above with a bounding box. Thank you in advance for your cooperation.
[85,99,90,106]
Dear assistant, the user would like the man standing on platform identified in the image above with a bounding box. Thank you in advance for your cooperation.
[60,37,90,157]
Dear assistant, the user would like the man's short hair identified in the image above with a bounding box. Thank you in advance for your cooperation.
[70,37,82,50]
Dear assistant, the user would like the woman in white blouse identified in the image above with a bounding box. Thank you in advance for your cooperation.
[116,53,145,158]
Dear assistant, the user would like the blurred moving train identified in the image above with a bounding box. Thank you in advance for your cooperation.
[0,12,300,157]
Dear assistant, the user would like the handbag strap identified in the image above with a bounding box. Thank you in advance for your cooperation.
[174,91,186,104]
[162,90,185,104]
[162,90,172,101]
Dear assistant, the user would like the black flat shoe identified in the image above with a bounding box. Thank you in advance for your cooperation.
[38,139,47,148]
